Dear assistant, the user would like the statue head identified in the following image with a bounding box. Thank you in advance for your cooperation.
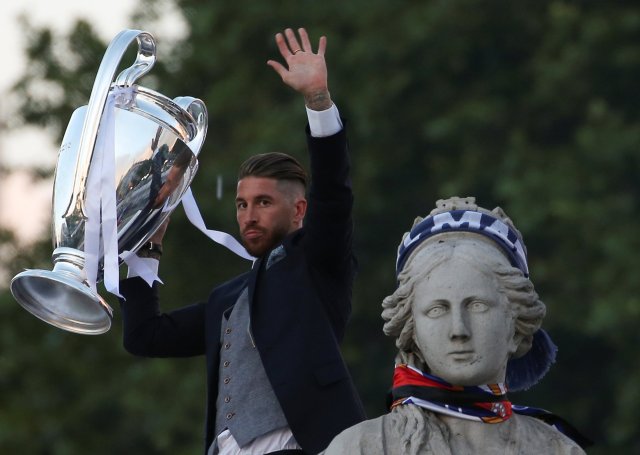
[382,197,556,390]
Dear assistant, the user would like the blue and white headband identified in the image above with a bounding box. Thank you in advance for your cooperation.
[396,209,529,278]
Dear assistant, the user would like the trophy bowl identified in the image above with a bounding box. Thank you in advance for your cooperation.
[10,30,208,335]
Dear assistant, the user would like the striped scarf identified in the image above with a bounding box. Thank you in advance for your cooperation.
[390,364,592,448]
[390,364,512,423]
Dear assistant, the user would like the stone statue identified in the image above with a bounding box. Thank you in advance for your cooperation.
[323,197,588,455]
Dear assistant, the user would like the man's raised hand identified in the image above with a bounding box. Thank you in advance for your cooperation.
[267,27,332,111]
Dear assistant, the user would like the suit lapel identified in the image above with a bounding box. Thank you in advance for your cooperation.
[266,244,287,269]
[246,256,263,312]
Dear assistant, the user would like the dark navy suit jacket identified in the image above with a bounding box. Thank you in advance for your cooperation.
[119,126,366,454]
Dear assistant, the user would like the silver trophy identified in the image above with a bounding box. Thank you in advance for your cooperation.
[10,30,208,335]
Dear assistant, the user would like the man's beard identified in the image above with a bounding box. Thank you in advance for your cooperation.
[241,224,289,257]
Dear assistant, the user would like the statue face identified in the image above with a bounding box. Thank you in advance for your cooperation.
[412,256,517,385]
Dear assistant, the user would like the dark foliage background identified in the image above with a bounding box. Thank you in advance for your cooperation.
[2,1,639,453]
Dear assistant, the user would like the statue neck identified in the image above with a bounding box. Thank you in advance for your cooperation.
[439,414,516,454]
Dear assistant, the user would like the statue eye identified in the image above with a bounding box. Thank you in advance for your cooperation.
[468,300,489,312]
[426,304,447,318]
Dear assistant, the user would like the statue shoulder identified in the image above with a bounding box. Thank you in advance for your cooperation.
[322,415,389,455]
[511,414,587,455]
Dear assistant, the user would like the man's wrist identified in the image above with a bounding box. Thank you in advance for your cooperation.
[137,241,163,260]
[304,89,332,111]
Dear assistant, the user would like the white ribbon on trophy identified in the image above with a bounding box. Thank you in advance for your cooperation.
[181,188,256,261]
[120,251,165,287]
[84,86,135,298]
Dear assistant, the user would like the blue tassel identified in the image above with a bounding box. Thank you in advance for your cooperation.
[506,329,558,391]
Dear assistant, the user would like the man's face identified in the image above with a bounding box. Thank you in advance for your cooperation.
[236,176,306,257]
[411,256,517,386]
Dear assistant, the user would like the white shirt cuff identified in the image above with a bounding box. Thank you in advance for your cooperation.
[306,103,343,137]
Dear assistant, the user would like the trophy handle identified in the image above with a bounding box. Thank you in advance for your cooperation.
[63,29,156,220]
[173,97,208,155]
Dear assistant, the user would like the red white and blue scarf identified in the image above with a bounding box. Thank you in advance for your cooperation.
[390,364,512,423]
[390,364,592,448]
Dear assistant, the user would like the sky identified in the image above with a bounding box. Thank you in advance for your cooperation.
[0,1,183,244]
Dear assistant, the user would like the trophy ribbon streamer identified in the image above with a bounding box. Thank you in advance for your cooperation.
[120,251,165,287]
[180,188,255,262]
[84,86,135,298]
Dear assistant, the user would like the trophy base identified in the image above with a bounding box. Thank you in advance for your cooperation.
[10,269,113,335]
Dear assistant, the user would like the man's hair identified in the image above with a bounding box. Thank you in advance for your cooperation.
[238,152,308,190]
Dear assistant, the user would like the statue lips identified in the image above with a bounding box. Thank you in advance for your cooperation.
[449,350,475,361]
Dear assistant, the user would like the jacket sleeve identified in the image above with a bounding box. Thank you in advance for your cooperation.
[119,277,206,357]
[303,124,354,271]
[301,124,356,331]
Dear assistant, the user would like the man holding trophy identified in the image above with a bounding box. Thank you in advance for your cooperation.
[119,27,366,455]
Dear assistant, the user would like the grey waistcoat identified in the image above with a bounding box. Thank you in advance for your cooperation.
[213,287,289,447]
